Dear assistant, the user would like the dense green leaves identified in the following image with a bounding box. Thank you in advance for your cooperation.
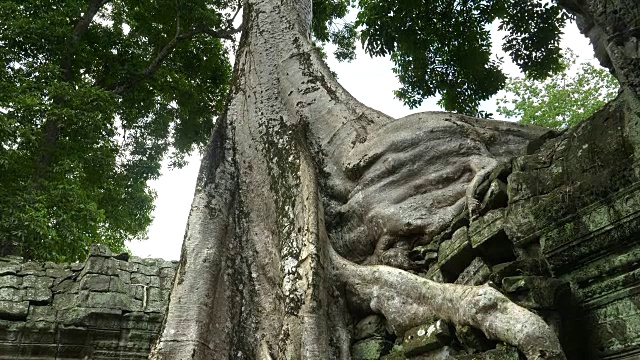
[496,51,619,129]
[0,0,232,261]
[326,0,569,114]
[311,0,358,61]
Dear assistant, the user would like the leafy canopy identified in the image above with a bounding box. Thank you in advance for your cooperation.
[0,0,233,261]
[496,51,619,129]
[314,0,570,115]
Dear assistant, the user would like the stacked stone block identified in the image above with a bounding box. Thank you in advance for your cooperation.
[0,246,177,359]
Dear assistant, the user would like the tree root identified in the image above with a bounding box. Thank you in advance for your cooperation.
[330,248,566,360]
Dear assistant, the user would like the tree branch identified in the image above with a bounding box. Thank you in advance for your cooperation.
[63,0,113,80]
[34,0,113,183]
[111,25,242,95]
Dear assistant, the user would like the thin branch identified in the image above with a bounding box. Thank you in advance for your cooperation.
[228,0,243,27]
[111,25,242,95]
[63,0,113,80]
[175,0,181,38]
[197,25,243,41]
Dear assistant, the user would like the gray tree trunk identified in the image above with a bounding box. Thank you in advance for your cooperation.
[143,0,640,358]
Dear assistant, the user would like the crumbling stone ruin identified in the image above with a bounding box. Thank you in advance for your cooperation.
[0,246,176,359]
[1,99,640,359]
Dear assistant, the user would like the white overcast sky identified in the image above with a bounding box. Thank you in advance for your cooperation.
[127,20,598,260]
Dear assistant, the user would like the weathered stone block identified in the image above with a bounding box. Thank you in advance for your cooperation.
[158,266,176,279]
[146,299,166,313]
[0,301,29,320]
[44,261,65,270]
[501,276,570,310]
[540,190,640,274]
[583,293,640,356]
[0,263,20,276]
[118,328,155,351]
[109,276,127,293]
[70,262,84,271]
[129,256,146,265]
[18,261,44,275]
[24,287,52,304]
[159,274,174,290]
[137,264,159,276]
[45,268,73,280]
[11,322,57,343]
[85,291,133,310]
[0,275,21,289]
[79,273,111,292]
[452,345,519,359]
[52,278,76,293]
[82,256,118,276]
[147,286,163,302]
[489,258,551,285]
[57,326,91,345]
[409,244,439,268]
[403,320,450,356]
[468,209,515,263]
[27,305,57,323]
[117,269,132,284]
[88,244,114,258]
[0,287,24,301]
[22,275,53,289]
[52,291,87,310]
[455,257,491,286]
[118,260,137,273]
[130,272,151,286]
[58,307,122,328]
[438,227,473,279]
[122,312,151,330]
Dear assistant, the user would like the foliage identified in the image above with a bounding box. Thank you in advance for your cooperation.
[496,51,619,129]
[0,0,233,261]
[313,0,570,115]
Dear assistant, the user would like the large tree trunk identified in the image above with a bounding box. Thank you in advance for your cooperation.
[558,0,640,165]
[149,0,568,359]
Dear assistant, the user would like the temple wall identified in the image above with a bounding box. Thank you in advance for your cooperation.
[0,246,176,359]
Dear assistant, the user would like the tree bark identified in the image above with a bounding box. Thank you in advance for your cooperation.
[558,0,640,114]
[150,0,567,359]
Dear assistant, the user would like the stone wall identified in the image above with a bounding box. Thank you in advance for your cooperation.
[0,245,176,359]
[351,99,640,359]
